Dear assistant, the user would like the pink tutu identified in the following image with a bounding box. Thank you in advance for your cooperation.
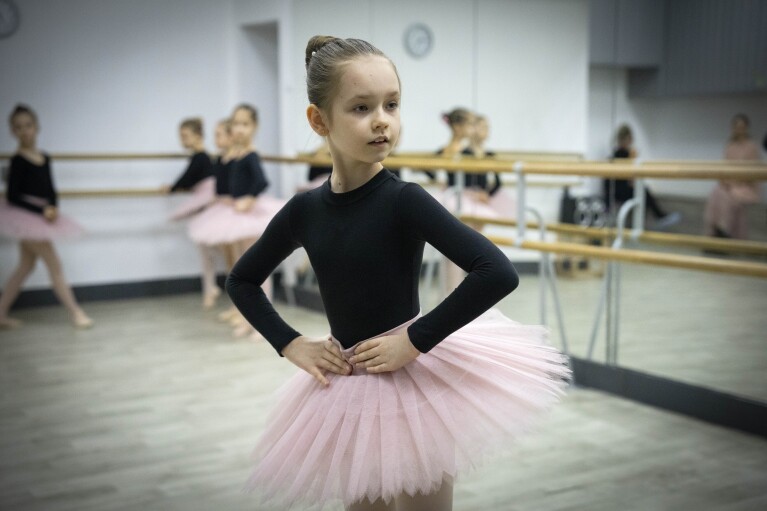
[247,309,570,509]
[188,195,286,245]
[168,177,216,221]
[433,188,516,219]
[0,200,84,241]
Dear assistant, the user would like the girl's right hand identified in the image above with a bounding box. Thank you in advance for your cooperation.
[281,335,352,386]
[43,205,58,222]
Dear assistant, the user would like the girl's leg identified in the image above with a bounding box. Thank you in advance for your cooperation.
[0,241,39,326]
[395,480,453,511]
[198,244,220,309]
[346,497,395,511]
[29,241,93,328]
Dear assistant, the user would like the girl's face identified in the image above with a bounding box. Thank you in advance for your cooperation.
[453,116,475,140]
[10,112,38,147]
[214,124,232,151]
[324,55,401,167]
[231,108,257,145]
[179,127,200,150]
[731,118,748,138]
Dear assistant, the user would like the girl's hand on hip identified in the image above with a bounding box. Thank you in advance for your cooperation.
[349,332,420,373]
[282,335,352,386]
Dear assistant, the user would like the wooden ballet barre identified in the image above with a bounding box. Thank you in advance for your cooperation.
[0,152,188,160]
[462,215,767,256]
[279,155,767,180]
[484,235,767,279]
[0,187,170,197]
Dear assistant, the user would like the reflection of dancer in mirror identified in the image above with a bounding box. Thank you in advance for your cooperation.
[0,105,93,329]
[603,124,680,230]
[704,114,762,240]
[226,36,569,511]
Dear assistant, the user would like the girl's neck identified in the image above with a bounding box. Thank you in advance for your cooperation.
[189,142,205,153]
[18,142,38,154]
[329,156,383,193]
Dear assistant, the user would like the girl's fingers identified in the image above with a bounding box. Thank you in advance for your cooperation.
[350,346,380,364]
[366,363,389,374]
[321,353,350,374]
[309,367,329,386]
[353,338,380,356]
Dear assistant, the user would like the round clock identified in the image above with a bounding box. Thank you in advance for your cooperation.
[0,0,20,39]
[403,23,433,59]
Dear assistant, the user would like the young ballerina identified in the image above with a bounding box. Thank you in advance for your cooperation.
[704,113,762,240]
[0,105,93,329]
[166,117,214,221]
[183,119,236,309]
[189,105,284,337]
[226,36,569,510]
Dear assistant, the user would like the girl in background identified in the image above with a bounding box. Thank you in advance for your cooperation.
[704,113,762,240]
[0,105,93,329]
[191,119,237,310]
[189,105,284,337]
[227,35,568,510]
[603,124,680,230]
[166,117,215,221]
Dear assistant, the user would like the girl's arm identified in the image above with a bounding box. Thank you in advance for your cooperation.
[398,183,519,353]
[248,153,269,197]
[170,153,212,192]
[225,198,303,353]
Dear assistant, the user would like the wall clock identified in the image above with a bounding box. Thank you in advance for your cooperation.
[403,23,433,59]
[0,0,19,39]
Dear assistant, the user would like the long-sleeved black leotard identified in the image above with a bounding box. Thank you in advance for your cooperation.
[230,152,268,198]
[6,154,56,215]
[226,169,519,356]
[170,152,213,192]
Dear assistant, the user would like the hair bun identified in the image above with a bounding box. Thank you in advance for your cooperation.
[305,35,339,68]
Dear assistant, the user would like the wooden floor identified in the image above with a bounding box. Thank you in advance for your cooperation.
[2,294,767,511]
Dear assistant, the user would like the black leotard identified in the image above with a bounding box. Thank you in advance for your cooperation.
[226,169,518,355]
[6,154,56,215]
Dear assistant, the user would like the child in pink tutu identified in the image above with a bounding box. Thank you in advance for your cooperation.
[165,117,214,220]
[0,105,93,329]
[226,36,570,510]
[174,118,236,310]
[190,104,285,337]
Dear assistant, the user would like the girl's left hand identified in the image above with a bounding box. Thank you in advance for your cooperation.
[349,332,420,373]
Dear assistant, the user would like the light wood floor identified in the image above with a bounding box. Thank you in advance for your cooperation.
[2,295,766,510]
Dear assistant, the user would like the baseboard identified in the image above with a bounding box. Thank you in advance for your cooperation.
[570,356,767,439]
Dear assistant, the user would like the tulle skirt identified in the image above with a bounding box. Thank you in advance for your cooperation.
[0,200,84,241]
[434,188,516,220]
[187,195,286,245]
[168,177,216,221]
[247,309,570,509]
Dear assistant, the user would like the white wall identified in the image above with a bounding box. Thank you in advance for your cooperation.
[288,0,589,159]
[0,0,236,289]
[588,67,767,199]
[2,0,591,290]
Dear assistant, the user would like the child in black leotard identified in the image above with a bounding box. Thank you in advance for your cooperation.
[226,36,569,511]
[0,105,92,329]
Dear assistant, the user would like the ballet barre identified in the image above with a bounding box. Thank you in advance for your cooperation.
[483,235,767,279]
[461,215,767,257]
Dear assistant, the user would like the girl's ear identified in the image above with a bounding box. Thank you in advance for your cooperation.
[306,104,329,136]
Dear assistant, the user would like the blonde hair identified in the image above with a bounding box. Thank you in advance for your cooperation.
[305,35,399,109]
